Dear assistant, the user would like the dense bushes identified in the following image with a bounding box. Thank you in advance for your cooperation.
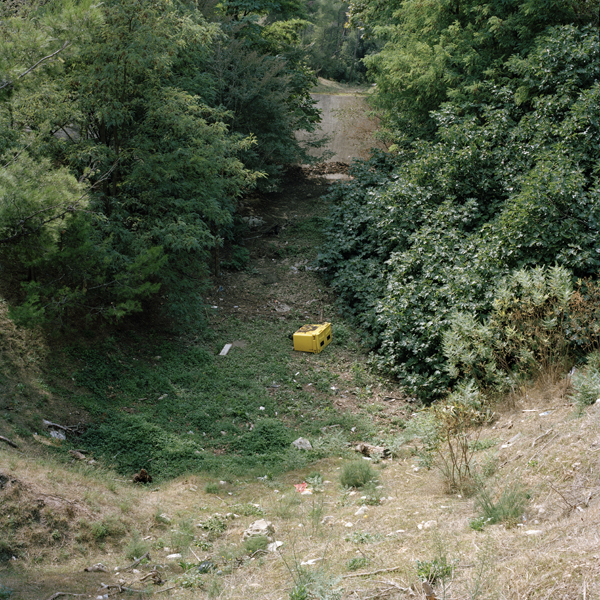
[0,0,322,328]
[319,24,600,400]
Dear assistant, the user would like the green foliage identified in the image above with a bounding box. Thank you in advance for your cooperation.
[570,357,600,408]
[232,418,291,454]
[445,266,575,391]
[222,245,250,271]
[243,534,269,554]
[320,24,600,400]
[177,570,205,589]
[359,0,592,140]
[125,531,150,561]
[416,556,454,585]
[204,483,221,494]
[339,460,377,488]
[410,381,491,493]
[301,0,378,83]
[346,556,369,571]
[288,569,342,600]
[474,480,528,528]
[0,585,13,600]
[344,530,381,544]
[230,503,266,517]
[1,0,323,326]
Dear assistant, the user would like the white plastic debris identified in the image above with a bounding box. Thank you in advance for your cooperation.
[219,344,233,356]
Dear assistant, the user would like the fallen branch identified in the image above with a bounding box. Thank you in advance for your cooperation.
[343,566,403,579]
[154,586,177,594]
[46,593,87,600]
[43,420,79,433]
[0,435,19,449]
[115,551,150,572]
[99,583,144,594]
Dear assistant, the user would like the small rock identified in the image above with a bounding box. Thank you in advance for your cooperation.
[301,490,313,495]
[355,506,369,516]
[344,522,353,528]
[243,519,275,542]
[291,437,312,451]
[423,520,437,530]
[267,541,283,552]
[321,516,335,525]
[159,513,171,523]
[524,530,543,536]
[166,553,182,560]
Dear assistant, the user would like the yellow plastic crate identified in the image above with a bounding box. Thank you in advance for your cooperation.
[293,322,332,353]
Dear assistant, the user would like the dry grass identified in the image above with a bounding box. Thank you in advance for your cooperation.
[2,370,600,600]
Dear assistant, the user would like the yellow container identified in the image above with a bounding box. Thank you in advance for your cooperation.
[293,322,332,353]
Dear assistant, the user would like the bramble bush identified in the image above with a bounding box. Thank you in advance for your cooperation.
[319,25,600,400]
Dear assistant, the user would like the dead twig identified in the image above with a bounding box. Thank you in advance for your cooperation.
[115,551,151,572]
[548,482,577,511]
[99,583,144,594]
[43,420,79,433]
[154,586,177,594]
[343,566,403,579]
[46,594,87,600]
[0,435,19,449]
[139,570,163,585]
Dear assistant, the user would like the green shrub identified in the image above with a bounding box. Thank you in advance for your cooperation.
[222,246,250,271]
[340,461,377,488]
[346,557,369,571]
[124,531,150,561]
[288,569,342,600]
[474,480,527,527]
[444,266,575,391]
[204,483,221,494]
[232,419,291,455]
[571,356,600,408]
[344,531,381,544]
[416,556,454,584]
[243,535,269,554]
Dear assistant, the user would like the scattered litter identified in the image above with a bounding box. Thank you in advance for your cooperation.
[524,530,543,536]
[267,541,283,552]
[344,522,354,528]
[301,490,313,496]
[294,483,308,493]
[301,558,323,566]
[259,406,266,411]
[219,344,233,356]
[539,411,552,416]
[166,553,182,560]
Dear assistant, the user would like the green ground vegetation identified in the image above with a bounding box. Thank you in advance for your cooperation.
[319,8,600,400]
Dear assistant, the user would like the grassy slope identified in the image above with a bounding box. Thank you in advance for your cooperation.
[2,171,600,599]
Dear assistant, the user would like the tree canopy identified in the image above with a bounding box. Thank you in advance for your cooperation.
[0,0,322,327]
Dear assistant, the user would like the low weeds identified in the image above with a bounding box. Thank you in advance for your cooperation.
[472,479,528,529]
[570,351,600,410]
[340,461,377,489]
